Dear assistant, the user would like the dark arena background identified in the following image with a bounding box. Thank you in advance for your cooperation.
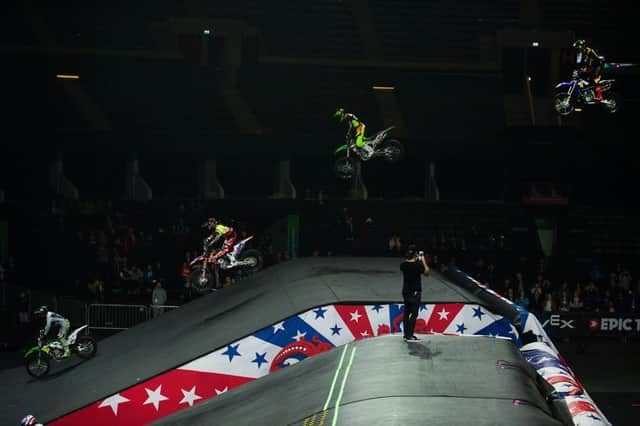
[1,1,640,425]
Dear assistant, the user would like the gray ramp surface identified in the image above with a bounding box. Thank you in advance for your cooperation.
[0,257,485,423]
[154,334,564,426]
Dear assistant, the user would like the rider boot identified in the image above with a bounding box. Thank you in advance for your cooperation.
[358,143,374,160]
[595,85,603,101]
[57,335,71,357]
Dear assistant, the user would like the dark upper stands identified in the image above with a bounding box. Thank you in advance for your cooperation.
[369,0,520,61]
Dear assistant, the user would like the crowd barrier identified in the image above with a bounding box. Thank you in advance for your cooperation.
[534,311,640,338]
[86,303,180,330]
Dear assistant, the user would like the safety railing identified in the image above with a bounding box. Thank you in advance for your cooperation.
[2,284,183,332]
[149,304,180,318]
[86,303,181,330]
[87,304,149,330]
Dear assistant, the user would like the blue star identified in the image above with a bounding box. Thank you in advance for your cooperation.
[456,323,467,334]
[222,344,241,362]
[372,304,384,313]
[472,307,485,320]
[314,307,327,319]
[419,304,428,311]
[252,352,268,369]
[330,324,342,336]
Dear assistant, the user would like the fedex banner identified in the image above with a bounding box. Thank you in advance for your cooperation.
[535,312,640,337]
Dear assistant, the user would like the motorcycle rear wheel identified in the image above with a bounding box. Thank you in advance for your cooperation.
[554,92,574,116]
[75,336,97,359]
[380,139,404,163]
[334,157,355,180]
[238,249,263,275]
[25,352,50,379]
[602,92,621,114]
[189,265,217,294]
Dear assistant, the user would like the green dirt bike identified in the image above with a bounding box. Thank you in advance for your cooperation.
[24,324,97,379]
[334,126,404,180]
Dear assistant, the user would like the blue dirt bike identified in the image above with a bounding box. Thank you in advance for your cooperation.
[554,70,620,116]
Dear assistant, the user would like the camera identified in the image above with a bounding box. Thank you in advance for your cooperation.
[418,250,424,257]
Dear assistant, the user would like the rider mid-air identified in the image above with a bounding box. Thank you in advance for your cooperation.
[334,108,373,158]
[203,217,238,266]
[34,306,71,357]
[331,107,404,180]
[573,38,605,101]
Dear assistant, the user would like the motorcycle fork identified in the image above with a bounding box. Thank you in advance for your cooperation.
[201,256,209,278]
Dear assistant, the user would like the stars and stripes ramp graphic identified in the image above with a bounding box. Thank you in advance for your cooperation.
[0,257,609,425]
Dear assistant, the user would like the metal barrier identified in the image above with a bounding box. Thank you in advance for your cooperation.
[58,297,88,327]
[87,304,149,330]
[149,304,180,318]
[87,304,181,330]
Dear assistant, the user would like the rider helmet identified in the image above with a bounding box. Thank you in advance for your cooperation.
[333,108,346,122]
[205,217,218,230]
[21,415,37,426]
[573,39,586,50]
[33,306,48,318]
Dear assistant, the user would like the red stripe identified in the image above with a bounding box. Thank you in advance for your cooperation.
[334,305,374,339]
[50,370,253,426]
[422,303,464,333]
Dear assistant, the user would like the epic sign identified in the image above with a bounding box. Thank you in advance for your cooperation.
[590,317,640,332]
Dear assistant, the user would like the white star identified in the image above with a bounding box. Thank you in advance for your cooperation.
[360,330,369,337]
[437,308,449,320]
[98,393,130,416]
[272,322,285,334]
[350,310,362,322]
[397,304,404,310]
[293,329,307,341]
[215,386,228,395]
[179,386,202,407]
[143,385,169,411]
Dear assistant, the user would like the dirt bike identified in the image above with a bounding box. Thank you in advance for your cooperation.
[188,235,263,294]
[334,126,404,180]
[24,325,97,379]
[554,70,620,116]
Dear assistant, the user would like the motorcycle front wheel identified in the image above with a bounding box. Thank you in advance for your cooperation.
[189,265,217,294]
[25,352,50,379]
[334,157,355,180]
[75,336,97,359]
[380,139,404,163]
[554,92,574,116]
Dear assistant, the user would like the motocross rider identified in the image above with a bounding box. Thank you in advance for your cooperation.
[204,217,238,265]
[574,38,604,101]
[334,108,370,157]
[34,306,71,357]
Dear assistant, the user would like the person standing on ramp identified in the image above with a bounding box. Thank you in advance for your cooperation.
[400,245,430,341]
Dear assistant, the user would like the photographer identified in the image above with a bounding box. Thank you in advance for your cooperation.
[400,245,430,341]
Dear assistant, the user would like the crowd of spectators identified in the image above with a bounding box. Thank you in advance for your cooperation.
[3,201,291,309]
[299,203,640,316]
[2,201,639,333]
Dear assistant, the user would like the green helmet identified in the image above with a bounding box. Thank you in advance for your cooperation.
[333,108,346,122]
[573,39,586,50]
